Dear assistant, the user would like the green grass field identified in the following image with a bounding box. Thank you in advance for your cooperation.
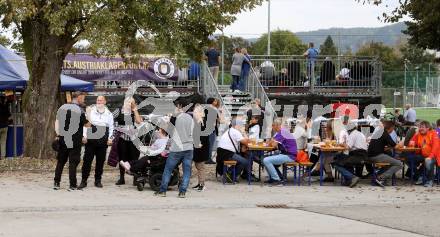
[387,108,440,124]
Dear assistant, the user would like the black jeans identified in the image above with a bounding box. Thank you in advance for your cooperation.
[81,142,107,182]
[54,146,81,186]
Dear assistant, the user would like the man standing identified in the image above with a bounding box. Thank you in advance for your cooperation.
[404,104,417,126]
[303,42,319,80]
[205,44,221,84]
[54,92,87,190]
[156,98,194,198]
[78,96,114,189]
[0,96,12,159]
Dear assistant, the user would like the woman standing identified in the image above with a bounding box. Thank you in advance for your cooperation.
[115,97,143,185]
[230,48,245,93]
[78,96,114,189]
[239,48,251,92]
[192,104,209,191]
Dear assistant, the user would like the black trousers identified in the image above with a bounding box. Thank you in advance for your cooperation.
[54,146,81,186]
[118,139,140,179]
[81,142,107,182]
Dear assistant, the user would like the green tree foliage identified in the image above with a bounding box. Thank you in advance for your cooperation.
[356,42,401,71]
[251,30,307,55]
[356,42,402,88]
[319,35,338,55]
[0,35,10,46]
[356,41,436,88]
[215,35,251,65]
[361,0,440,50]
[0,0,263,159]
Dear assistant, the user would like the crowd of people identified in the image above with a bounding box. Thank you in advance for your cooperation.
[53,92,440,198]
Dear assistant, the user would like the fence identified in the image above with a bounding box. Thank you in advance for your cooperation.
[382,69,440,108]
[245,55,381,96]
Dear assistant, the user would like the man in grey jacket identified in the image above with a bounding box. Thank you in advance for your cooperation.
[156,98,194,198]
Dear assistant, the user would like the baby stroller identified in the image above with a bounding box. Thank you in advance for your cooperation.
[133,154,180,191]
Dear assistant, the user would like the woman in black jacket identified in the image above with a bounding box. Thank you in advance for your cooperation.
[192,104,210,191]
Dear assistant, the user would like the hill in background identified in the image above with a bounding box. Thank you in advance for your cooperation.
[247,22,407,53]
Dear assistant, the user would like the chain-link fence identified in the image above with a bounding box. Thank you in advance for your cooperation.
[382,69,440,108]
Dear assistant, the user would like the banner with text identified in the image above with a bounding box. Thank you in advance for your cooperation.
[62,54,179,82]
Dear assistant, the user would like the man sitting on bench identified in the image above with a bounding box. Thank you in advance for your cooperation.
[367,121,403,187]
[333,121,368,188]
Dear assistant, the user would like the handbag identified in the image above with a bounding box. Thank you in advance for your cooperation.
[51,137,61,152]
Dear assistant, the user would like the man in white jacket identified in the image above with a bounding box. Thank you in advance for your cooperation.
[78,96,114,189]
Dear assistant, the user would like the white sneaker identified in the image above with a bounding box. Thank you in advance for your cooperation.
[234,90,241,93]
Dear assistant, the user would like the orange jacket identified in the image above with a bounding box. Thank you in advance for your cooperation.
[410,130,440,165]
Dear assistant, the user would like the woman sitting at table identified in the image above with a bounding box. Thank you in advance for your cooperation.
[263,118,297,186]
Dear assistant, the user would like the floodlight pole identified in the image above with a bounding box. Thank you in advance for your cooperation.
[267,0,271,56]
[403,60,407,108]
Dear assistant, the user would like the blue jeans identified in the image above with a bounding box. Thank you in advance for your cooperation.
[263,154,293,181]
[238,72,248,91]
[159,150,193,193]
[334,165,354,181]
[425,158,437,181]
[231,75,240,90]
[208,132,216,162]
[230,153,249,176]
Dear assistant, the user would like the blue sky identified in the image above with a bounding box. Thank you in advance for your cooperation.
[220,0,405,36]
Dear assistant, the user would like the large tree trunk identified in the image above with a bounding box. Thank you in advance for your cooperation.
[22,20,73,159]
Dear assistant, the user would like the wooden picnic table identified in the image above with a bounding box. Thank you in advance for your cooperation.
[246,143,276,185]
[312,144,347,186]
[394,146,421,184]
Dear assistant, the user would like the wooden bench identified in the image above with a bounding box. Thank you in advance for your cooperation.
[222,160,238,185]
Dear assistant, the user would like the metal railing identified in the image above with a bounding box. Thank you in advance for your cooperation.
[200,62,232,123]
[250,55,381,95]
[247,66,277,139]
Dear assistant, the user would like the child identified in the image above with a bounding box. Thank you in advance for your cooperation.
[248,116,261,141]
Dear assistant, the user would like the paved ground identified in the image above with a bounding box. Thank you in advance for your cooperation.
[1,171,439,237]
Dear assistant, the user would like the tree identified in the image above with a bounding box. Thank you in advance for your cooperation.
[361,0,440,51]
[319,35,338,55]
[356,42,402,87]
[215,35,251,65]
[251,30,307,55]
[0,35,10,46]
[0,0,263,159]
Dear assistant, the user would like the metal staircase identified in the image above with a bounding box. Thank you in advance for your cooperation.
[217,85,252,118]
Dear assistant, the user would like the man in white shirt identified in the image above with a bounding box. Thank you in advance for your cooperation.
[333,122,368,188]
[78,96,114,189]
[216,119,249,180]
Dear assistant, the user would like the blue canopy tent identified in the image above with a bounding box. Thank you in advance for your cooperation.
[0,45,29,90]
[0,45,94,91]
[0,45,94,158]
